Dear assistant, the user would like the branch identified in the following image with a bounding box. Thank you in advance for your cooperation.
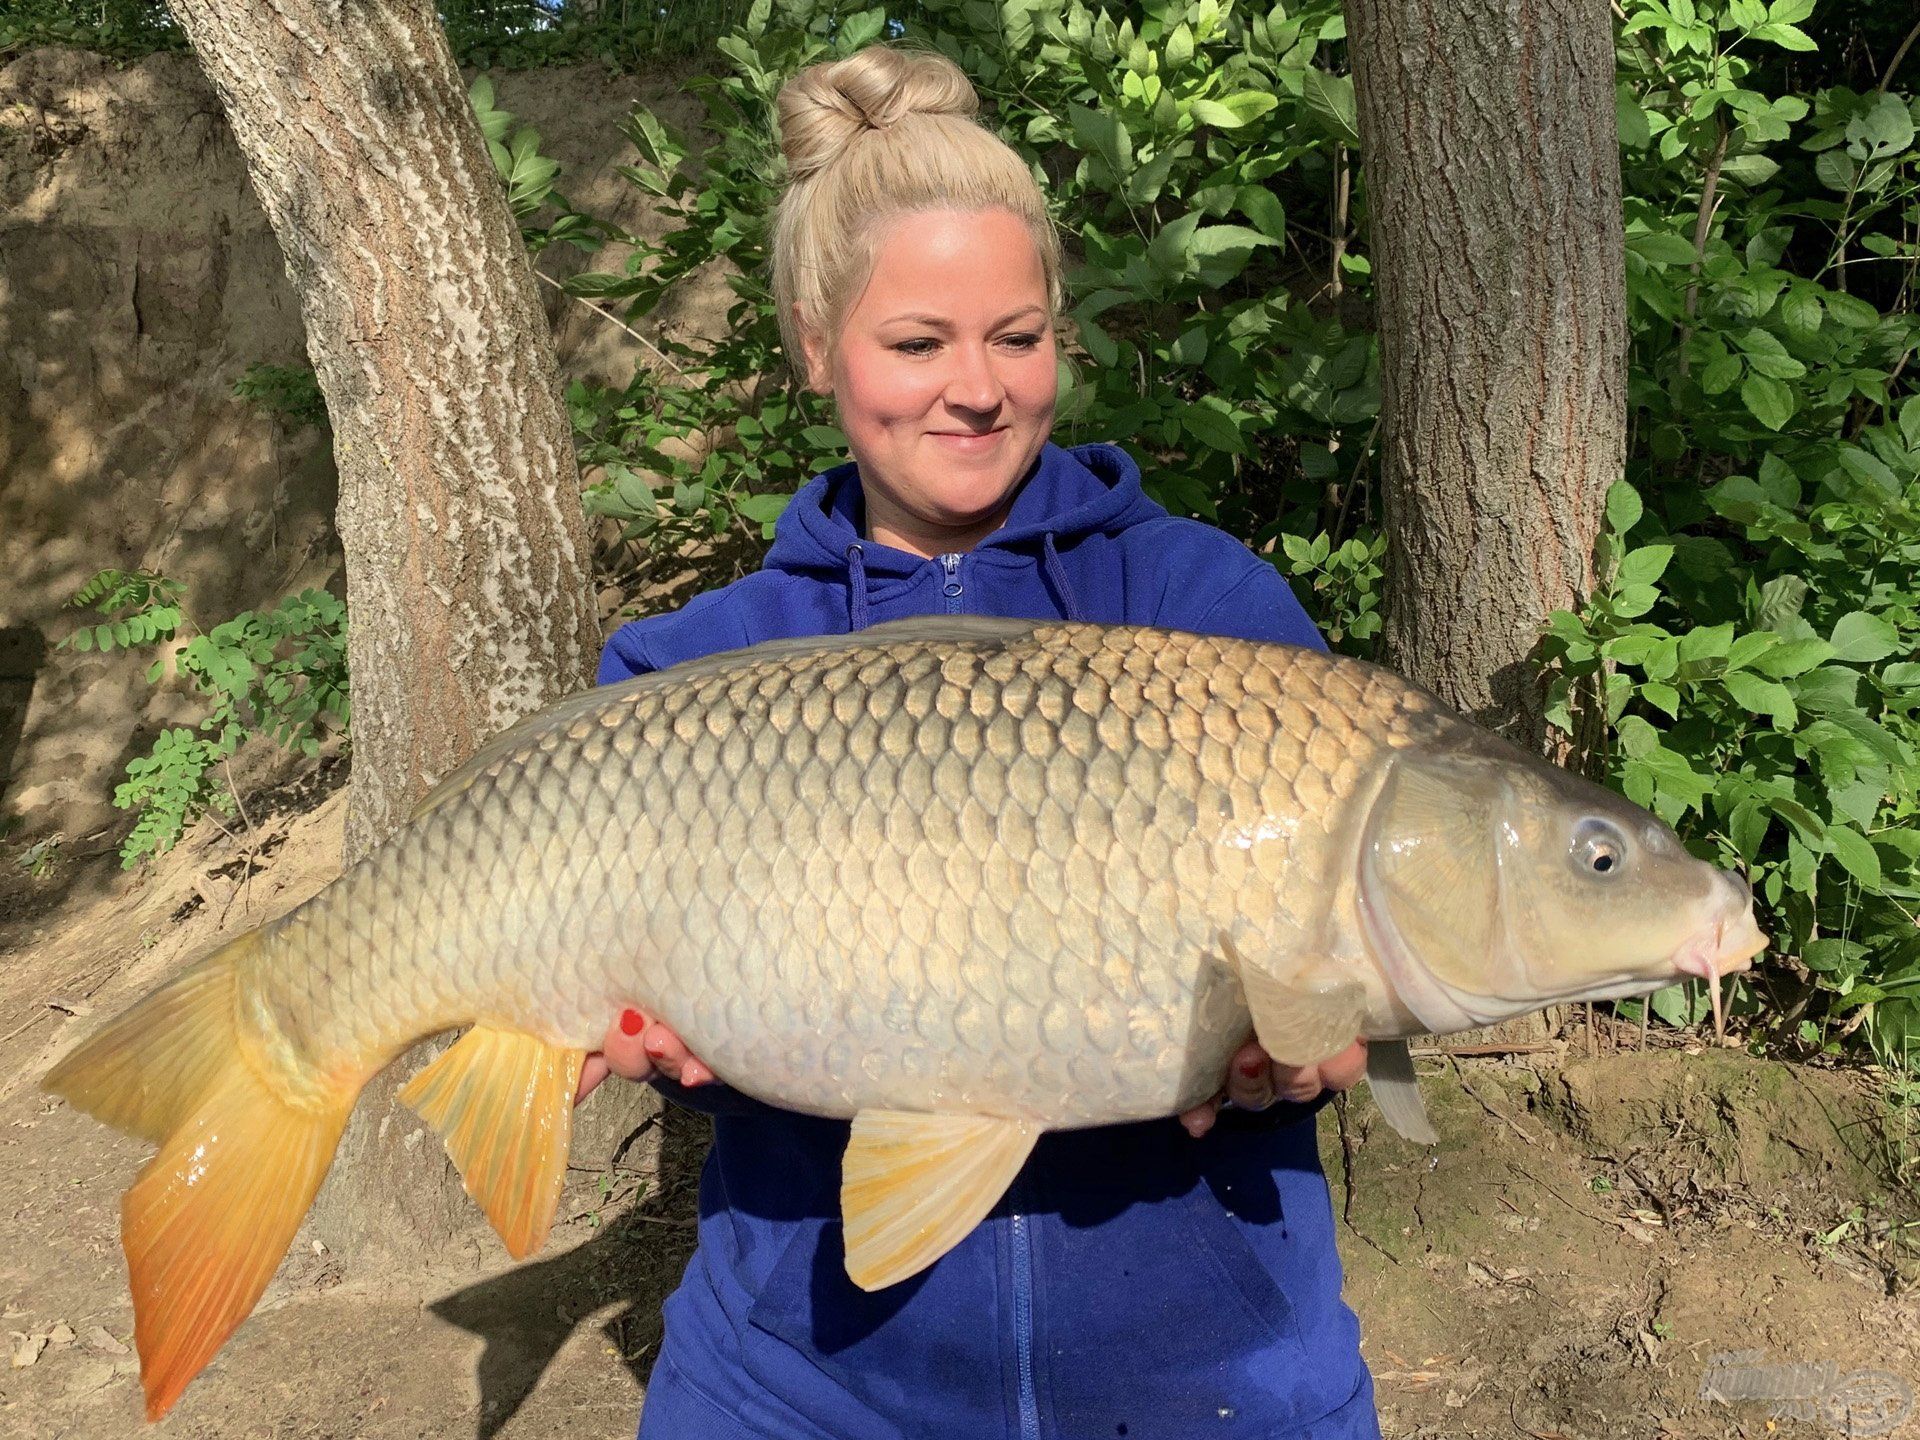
[533,268,687,377]
[1879,16,1920,95]
[1676,120,1729,377]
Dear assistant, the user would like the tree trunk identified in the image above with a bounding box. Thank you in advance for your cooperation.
[1346,0,1627,1047]
[164,0,644,1262]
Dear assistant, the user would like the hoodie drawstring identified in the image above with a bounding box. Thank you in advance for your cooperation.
[1041,533,1084,622]
[845,542,871,631]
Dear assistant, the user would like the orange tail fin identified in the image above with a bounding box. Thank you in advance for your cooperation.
[44,937,354,1420]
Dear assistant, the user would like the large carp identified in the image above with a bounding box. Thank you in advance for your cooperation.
[46,617,1766,1418]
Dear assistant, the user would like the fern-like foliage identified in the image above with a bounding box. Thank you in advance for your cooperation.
[62,570,350,866]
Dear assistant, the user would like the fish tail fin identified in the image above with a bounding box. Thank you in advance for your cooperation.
[399,1024,585,1259]
[43,935,356,1420]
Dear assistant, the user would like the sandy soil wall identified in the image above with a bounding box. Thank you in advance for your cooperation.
[0,45,701,855]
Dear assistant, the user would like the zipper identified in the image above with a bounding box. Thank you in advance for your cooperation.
[939,552,965,612]
[1011,1210,1040,1440]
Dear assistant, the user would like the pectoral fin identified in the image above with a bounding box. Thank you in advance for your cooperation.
[1364,1037,1437,1145]
[1219,933,1367,1069]
[841,1110,1039,1291]
[399,1025,586,1260]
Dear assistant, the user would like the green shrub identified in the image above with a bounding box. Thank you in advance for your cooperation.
[61,571,350,867]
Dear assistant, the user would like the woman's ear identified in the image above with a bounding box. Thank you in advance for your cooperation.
[795,307,831,395]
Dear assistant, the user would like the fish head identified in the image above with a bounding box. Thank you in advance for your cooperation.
[1357,740,1768,1036]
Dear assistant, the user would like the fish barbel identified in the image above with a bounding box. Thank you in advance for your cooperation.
[44,617,1767,1418]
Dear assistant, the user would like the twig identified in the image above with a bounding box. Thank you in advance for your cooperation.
[1328,143,1351,304]
[220,756,260,921]
[1410,1041,1559,1057]
[1676,119,1729,376]
[1507,1160,1631,1231]
[1448,1056,1542,1147]
[533,268,687,377]
[1879,16,1920,95]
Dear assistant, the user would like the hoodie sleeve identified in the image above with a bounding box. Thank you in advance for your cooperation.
[1135,525,1329,651]
[1188,560,1329,652]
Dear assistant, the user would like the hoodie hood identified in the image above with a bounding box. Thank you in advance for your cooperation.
[764,441,1167,586]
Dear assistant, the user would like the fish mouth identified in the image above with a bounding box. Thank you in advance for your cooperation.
[1671,902,1769,1040]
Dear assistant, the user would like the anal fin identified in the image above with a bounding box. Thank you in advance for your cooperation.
[1220,932,1368,1069]
[841,1110,1038,1291]
[1365,1036,1438,1145]
[399,1025,585,1259]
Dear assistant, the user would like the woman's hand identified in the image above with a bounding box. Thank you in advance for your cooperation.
[575,1010,717,1105]
[1178,1038,1369,1138]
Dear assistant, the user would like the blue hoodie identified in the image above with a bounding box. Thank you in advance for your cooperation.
[599,442,1381,1440]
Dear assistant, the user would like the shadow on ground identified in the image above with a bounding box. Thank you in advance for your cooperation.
[431,1113,707,1440]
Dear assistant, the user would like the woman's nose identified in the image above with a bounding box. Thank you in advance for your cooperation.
[944,342,1004,414]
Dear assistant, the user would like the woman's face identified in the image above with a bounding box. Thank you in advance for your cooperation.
[805,207,1058,559]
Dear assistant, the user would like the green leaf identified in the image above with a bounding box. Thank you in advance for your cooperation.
[1605,480,1642,536]
[1181,400,1244,455]
[1191,92,1280,129]
[1298,69,1359,146]
[1719,153,1779,187]
[1825,826,1882,889]
[735,493,790,524]
[1237,185,1287,242]
[1628,232,1699,267]
[1739,373,1795,430]
[1829,611,1899,662]
[1678,621,1735,663]
[1825,291,1879,329]
[1069,103,1132,180]
[1754,20,1817,50]
[1722,671,1797,728]
[1779,285,1822,338]
[1848,92,1916,159]
[1617,544,1674,587]
[1187,225,1276,286]
[1751,641,1835,679]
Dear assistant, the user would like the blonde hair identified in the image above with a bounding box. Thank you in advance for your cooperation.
[771,44,1065,381]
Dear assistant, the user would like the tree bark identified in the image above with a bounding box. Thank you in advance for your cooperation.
[1346,0,1627,753]
[163,0,635,1262]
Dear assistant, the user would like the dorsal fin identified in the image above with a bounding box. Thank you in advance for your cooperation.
[409,617,1051,821]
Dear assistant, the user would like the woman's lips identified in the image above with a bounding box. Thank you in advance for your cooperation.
[928,428,1007,454]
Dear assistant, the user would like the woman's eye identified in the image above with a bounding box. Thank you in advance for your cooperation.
[998,332,1043,351]
[893,339,940,358]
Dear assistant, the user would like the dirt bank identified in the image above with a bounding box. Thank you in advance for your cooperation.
[0,45,709,860]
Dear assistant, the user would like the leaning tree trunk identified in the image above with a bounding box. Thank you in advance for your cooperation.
[165,0,644,1262]
[1346,0,1627,1046]
[1347,0,1626,751]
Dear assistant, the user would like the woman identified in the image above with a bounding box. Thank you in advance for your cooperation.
[577,44,1380,1440]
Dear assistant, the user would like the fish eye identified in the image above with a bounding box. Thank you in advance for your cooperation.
[1572,817,1629,879]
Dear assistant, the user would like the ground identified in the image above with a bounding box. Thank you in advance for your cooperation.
[1,773,1914,1440]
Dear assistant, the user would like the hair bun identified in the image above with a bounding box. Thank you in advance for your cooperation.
[777,45,979,182]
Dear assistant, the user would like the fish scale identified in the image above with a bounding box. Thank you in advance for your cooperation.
[45,615,1768,1420]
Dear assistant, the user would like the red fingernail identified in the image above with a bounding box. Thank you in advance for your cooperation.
[644,1033,668,1058]
[619,1009,644,1036]
[1239,1056,1268,1078]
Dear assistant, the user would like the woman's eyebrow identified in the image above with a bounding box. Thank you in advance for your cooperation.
[881,306,1050,330]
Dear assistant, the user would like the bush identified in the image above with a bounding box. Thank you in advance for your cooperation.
[61,571,350,867]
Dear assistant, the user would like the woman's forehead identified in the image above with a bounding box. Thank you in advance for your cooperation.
[856,208,1049,315]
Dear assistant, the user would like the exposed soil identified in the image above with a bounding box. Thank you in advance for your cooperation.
[1,777,1915,1440]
